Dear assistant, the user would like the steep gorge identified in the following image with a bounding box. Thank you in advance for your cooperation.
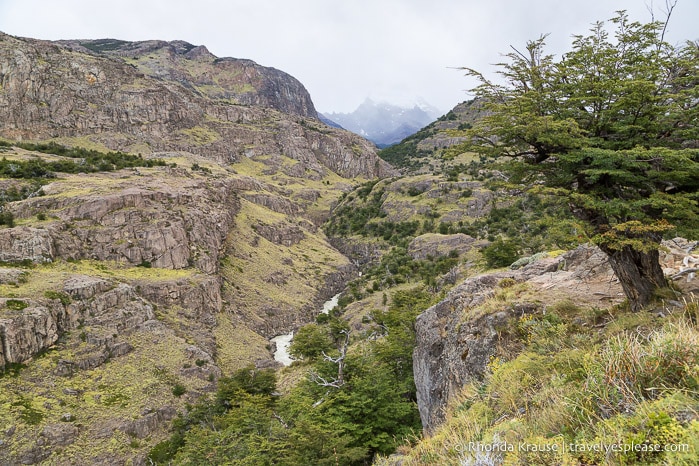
[0,31,393,465]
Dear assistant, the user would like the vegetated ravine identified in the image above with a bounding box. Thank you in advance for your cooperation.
[1,21,698,466]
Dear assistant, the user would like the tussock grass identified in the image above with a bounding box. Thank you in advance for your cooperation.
[381,295,699,465]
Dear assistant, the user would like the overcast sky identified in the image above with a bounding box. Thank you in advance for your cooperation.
[1,0,697,114]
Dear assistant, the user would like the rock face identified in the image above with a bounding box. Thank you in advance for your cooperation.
[415,100,487,153]
[0,32,395,179]
[408,233,479,260]
[413,246,614,433]
[16,173,240,273]
[0,300,64,368]
[413,241,699,434]
[0,227,54,263]
[0,281,153,369]
[59,39,319,119]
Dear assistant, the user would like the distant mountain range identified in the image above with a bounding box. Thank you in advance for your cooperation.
[322,98,442,147]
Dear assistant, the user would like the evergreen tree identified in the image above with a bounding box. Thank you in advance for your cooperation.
[464,11,699,310]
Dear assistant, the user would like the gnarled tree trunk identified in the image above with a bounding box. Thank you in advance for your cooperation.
[598,243,668,312]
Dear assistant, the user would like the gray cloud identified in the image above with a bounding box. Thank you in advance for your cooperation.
[1,0,696,113]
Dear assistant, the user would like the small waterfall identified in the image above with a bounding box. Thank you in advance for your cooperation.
[271,331,295,366]
[271,293,341,366]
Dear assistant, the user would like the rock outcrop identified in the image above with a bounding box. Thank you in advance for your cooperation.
[0,227,54,263]
[407,233,480,260]
[413,246,613,433]
[9,171,239,273]
[0,32,395,179]
[59,39,319,119]
[0,280,153,369]
[413,241,699,434]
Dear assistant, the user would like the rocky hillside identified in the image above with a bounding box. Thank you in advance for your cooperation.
[0,32,394,178]
[57,38,318,119]
[379,239,699,465]
[378,99,487,172]
[413,240,699,434]
[0,31,395,465]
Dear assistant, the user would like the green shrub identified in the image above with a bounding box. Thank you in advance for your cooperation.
[482,238,520,268]
[0,141,167,179]
[13,396,45,425]
[216,365,277,408]
[288,324,333,361]
[44,290,72,306]
[5,299,27,311]
[172,383,187,397]
[0,211,14,227]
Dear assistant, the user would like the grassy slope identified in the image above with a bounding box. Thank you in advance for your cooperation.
[377,294,699,465]
[0,143,362,464]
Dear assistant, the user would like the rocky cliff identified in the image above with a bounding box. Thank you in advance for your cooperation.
[0,32,395,178]
[413,240,699,434]
[0,30,396,465]
[58,38,319,119]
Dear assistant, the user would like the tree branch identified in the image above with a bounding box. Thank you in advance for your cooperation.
[672,268,698,280]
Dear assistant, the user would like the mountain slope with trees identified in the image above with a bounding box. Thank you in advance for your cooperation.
[0,9,698,466]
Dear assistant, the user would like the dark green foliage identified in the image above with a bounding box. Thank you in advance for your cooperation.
[0,181,45,226]
[378,126,435,169]
[0,141,166,179]
[0,158,54,179]
[370,288,434,390]
[78,39,130,53]
[190,163,212,174]
[365,246,459,291]
[1,362,26,378]
[0,181,44,203]
[148,365,277,464]
[12,396,45,425]
[0,210,14,227]
[324,180,386,237]
[216,365,277,407]
[171,383,186,397]
[147,432,186,465]
[482,238,520,268]
[463,12,699,309]
[5,299,28,311]
[464,192,586,254]
[43,290,72,306]
[151,290,432,466]
[288,323,333,361]
[364,220,420,243]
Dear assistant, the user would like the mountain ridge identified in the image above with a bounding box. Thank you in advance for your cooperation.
[0,31,395,178]
[57,37,320,119]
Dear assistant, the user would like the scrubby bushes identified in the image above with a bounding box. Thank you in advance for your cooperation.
[0,141,166,179]
[150,288,434,466]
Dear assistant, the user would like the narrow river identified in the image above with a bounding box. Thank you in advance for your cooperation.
[272,293,341,366]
